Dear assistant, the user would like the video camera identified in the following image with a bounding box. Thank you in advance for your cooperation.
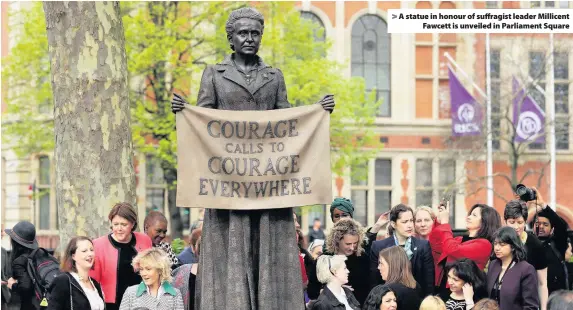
[515,183,537,202]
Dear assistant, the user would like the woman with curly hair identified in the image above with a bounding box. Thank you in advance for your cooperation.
[362,285,397,310]
[323,218,370,305]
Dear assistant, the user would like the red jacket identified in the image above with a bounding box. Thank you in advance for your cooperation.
[428,222,492,285]
[89,232,153,303]
[299,253,308,285]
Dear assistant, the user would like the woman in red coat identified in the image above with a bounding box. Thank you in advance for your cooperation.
[429,203,501,299]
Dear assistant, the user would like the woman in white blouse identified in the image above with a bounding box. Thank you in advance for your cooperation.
[48,236,105,310]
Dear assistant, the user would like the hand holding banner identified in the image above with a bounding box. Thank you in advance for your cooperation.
[176,104,333,210]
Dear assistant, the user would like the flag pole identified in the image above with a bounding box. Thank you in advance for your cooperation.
[444,52,487,99]
[485,33,493,208]
[444,49,492,207]
[548,33,556,210]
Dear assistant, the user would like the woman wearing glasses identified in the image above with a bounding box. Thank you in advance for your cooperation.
[308,255,360,310]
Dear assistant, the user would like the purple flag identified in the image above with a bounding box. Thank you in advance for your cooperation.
[512,78,545,143]
[449,68,482,136]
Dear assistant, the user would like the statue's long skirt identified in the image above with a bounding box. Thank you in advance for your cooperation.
[195,208,304,310]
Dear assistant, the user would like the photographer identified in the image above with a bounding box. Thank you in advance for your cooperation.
[519,185,569,294]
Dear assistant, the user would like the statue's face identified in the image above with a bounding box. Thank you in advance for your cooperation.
[230,18,262,56]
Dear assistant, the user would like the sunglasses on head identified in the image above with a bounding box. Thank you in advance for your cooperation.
[328,256,336,276]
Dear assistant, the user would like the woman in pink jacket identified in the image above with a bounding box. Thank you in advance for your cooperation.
[90,202,153,310]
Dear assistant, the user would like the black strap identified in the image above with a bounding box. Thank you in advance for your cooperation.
[547,242,570,290]
[67,275,74,310]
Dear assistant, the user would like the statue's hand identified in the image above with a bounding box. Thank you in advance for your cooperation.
[172,93,188,113]
[315,94,335,114]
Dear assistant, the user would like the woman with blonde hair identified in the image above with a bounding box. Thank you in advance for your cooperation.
[378,246,423,309]
[414,206,436,240]
[309,255,360,310]
[119,248,184,310]
[419,296,446,310]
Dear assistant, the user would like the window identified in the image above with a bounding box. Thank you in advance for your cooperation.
[300,11,326,42]
[415,159,433,206]
[374,159,392,220]
[416,1,458,120]
[528,52,547,150]
[530,1,557,7]
[145,155,166,214]
[526,51,570,150]
[414,159,457,226]
[350,159,392,226]
[485,1,499,8]
[558,1,570,8]
[490,49,501,150]
[351,14,391,117]
[555,52,569,150]
[38,156,51,230]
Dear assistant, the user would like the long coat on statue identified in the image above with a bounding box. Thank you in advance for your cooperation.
[194,53,304,310]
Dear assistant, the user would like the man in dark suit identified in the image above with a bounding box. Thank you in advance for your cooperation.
[369,204,435,297]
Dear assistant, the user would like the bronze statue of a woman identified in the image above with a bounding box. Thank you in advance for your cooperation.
[172,7,334,309]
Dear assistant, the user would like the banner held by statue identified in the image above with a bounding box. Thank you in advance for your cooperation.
[176,104,332,210]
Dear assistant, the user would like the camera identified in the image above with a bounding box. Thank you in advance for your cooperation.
[515,184,537,202]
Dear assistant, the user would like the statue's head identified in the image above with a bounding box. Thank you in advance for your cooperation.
[225,7,265,56]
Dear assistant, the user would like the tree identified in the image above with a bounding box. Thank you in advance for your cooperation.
[122,1,243,238]
[43,1,136,247]
[124,1,382,230]
[3,2,382,237]
[2,2,53,156]
[444,38,572,203]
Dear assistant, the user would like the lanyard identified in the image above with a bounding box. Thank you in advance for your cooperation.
[495,260,516,288]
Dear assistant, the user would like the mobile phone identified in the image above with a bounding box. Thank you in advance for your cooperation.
[440,193,452,207]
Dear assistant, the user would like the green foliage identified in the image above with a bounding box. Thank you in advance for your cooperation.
[3,1,382,184]
[123,1,244,176]
[170,237,186,255]
[248,2,383,177]
[1,2,53,156]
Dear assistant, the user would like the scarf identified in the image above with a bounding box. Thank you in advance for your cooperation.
[394,235,413,260]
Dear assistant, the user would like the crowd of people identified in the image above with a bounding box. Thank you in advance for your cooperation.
[1,202,202,310]
[299,188,573,310]
[2,186,573,310]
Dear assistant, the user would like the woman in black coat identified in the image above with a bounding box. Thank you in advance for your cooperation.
[369,204,435,296]
[309,255,360,310]
[48,237,105,310]
[5,221,38,310]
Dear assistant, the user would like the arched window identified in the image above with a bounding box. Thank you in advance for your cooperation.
[300,11,326,42]
[351,14,391,117]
